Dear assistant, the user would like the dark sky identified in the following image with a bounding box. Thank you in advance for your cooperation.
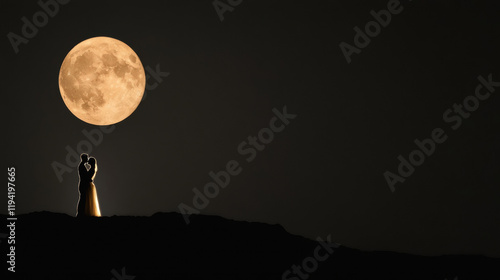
[3,0,500,257]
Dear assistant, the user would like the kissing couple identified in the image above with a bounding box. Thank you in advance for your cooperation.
[76,153,101,217]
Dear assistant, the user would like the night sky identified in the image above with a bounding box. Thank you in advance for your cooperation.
[3,0,500,257]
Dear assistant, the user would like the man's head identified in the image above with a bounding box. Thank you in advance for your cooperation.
[80,153,89,163]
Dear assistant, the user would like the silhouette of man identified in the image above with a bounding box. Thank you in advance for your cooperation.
[76,153,91,217]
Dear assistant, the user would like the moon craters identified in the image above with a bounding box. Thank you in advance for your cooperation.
[58,37,146,125]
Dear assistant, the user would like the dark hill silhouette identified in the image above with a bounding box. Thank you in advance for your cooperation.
[1,211,498,279]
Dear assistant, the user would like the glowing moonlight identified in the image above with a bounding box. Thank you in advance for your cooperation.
[58,37,146,125]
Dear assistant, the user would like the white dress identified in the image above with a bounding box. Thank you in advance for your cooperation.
[84,167,101,217]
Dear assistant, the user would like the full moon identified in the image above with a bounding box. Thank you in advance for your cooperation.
[58,37,146,125]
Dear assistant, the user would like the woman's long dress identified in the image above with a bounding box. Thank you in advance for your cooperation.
[84,168,101,217]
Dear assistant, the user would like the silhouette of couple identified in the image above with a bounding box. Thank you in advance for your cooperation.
[76,153,101,217]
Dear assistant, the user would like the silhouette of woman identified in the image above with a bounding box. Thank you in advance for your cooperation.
[84,157,101,217]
